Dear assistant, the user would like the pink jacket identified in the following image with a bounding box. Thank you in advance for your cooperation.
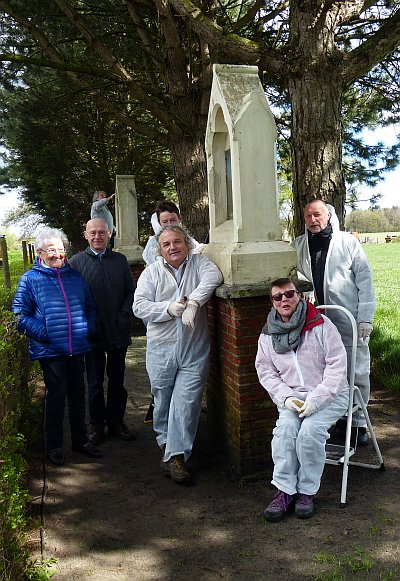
[255,315,348,410]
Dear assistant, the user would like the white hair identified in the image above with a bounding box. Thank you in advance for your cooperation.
[155,226,194,256]
[34,227,69,251]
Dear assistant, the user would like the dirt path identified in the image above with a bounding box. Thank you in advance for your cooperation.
[29,336,400,580]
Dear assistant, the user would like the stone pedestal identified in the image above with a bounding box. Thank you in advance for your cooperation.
[114,175,143,264]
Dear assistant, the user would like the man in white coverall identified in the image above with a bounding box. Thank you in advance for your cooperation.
[256,278,349,521]
[293,199,376,445]
[142,200,204,266]
[133,225,223,483]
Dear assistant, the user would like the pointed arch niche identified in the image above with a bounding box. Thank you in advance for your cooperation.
[205,64,296,287]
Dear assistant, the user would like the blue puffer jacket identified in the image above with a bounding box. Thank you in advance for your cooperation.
[12,258,97,361]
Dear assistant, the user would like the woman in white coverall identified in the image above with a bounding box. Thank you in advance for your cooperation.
[133,226,223,483]
[255,278,349,521]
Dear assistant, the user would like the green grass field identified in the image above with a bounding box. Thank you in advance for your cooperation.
[364,242,400,389]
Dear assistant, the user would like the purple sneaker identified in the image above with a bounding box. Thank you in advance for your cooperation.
[295,494,315,518]
[264,490,295,522]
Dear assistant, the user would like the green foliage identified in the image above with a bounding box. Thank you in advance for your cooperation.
[345,207,400,233]
[0,435,30,580]
[0,70,174,248]
[0,251,36,580]
[25,559,58,580]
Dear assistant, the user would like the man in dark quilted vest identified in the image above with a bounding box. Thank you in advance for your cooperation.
[70,218,136,445]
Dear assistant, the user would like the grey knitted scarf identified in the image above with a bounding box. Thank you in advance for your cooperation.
[263,299,307,354]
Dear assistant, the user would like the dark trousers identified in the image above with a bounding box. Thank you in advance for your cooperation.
[40,354,88,451]
[85,347,128,427]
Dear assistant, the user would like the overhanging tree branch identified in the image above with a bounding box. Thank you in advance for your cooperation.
[0,53,120,80]
[168,0,263,63]
[54,0,175,127]
[342,8,400,85]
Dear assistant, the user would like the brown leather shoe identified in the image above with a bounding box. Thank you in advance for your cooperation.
[108,422,135,441]
[162,454,191,483]
[89,424,105,446]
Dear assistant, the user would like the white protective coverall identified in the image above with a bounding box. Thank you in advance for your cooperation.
[255,314,349,496]
[133,253,223,462]
[292,211,376,427]
[142,213,204,265]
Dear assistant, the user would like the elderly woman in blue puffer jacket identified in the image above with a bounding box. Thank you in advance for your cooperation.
[12,227,102,466]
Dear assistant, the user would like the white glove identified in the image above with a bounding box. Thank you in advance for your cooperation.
[182,300,199,328]
[299,400,318,418]
[284,397,303,412]
[168,301,186,318]
[358,322,373,343]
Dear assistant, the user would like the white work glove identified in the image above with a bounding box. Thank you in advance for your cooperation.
[167,301,186,318]
[284,397,303,412]
[182,300,199,328]
[299,400,318,418]
[358,322,373,343]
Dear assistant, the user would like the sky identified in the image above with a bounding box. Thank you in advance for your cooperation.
[355,124,400,210]
[1,125,399,234]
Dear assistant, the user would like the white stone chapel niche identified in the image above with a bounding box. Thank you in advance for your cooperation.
[205,64,296,287]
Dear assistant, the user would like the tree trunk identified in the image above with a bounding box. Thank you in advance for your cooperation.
[289,71,346,236]
[169,132,210,243]
[288,3,347,237]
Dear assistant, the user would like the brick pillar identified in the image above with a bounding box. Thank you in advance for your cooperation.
[207,291,277,475]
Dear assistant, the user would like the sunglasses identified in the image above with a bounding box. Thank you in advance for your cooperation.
[271,289,299,302]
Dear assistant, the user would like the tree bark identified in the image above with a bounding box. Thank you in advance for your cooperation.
[288,69,346,235]
[287,3,347,236]
[169,131,209,242]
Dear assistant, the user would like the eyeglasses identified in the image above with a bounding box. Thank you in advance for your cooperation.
[86,230,109,237]
[271,289,299,302]
[41,248,65,255]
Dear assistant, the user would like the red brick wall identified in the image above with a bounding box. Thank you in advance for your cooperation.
[207,293,277,475]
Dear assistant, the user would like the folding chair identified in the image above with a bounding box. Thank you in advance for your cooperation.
[316,304,385,507]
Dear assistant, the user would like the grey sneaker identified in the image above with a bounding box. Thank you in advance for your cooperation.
[295,494,315,518]
[264,490,295,522]
[162,454,191,483]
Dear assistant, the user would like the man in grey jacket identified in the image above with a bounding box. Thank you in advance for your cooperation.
[69,218,136,445]
[293,199,376,445]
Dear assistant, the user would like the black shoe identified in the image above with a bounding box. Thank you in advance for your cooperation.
[48,448,64,466]
[71,442,103,458]
[144,403,154,425]
[355,427,369,446]
[89,423,106,446]
[108,422,135,441]
[334,418,347,437]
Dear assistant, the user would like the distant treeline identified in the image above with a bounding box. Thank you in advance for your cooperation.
[345,207,400,234]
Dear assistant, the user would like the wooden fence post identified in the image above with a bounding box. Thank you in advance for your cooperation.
[0,235,11,289]
[21,240,29,272]
[28,243,34,264]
